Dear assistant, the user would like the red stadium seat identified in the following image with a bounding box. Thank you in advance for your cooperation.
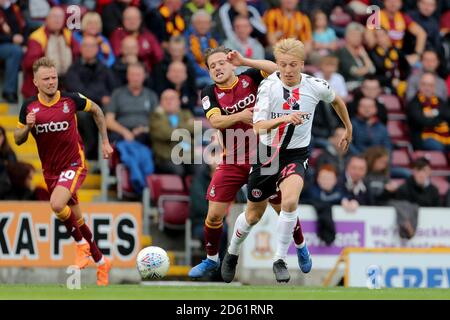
[380,94,402,112]
[116,164,138,200]
[430,176,449,197]
[146,174,188,203]
[391,149,411,168]
[387,120,410,144]
[158,195,190,230]
[412,151,449,169]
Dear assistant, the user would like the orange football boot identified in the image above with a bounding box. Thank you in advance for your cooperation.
[75,243,91,269]
[96,257,112,286]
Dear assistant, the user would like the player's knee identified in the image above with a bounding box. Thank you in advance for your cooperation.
[50,200,65,214]
[205,214,223,226]
[246,210,263,225]
[281,198,298,213]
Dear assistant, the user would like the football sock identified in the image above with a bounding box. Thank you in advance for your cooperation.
[293,215,305,246]
[78,218,103,263]
[56,206,83,242]
[274,210,297,261]
[204,221,223,262]
[228,212,253,255]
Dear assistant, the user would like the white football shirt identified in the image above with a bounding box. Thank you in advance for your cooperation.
[254,72,336,149]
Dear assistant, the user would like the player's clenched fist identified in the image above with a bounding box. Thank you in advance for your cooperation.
[239,107,254,125]
[102,141,114,159]
[26,111,36,128]
[282,112,306,126]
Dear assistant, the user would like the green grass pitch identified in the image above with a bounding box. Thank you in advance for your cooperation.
[0,285,449,300]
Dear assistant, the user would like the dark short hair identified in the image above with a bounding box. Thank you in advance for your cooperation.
[412,157,431,170]
[204,46,232,69]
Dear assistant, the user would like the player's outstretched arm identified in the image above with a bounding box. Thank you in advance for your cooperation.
[88,102,113,159]
[227,50,277,75]
[330,95,353,152]
[209,108,253,129]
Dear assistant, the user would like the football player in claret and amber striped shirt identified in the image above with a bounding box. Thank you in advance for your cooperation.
[14,57,113,286]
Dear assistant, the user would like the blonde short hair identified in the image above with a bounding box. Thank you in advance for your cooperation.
[273,38,305,61]
[81,12,102,33]
[32,57,56,75]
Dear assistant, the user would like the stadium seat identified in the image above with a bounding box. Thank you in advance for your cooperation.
[380,94,402,112]
[391,149,411,168]
[387,120,410,145]
[430,176,449,198]
[412,151,449,169]
[146,174,188,203]
[115,164,138,200]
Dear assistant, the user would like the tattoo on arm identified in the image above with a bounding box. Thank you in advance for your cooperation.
[89,102,109,143]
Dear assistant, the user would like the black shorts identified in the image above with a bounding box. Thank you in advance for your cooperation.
[247,147,309,202]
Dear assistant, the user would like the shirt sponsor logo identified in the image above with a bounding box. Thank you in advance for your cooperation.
[224,94,255,114]
[35,121,69,135]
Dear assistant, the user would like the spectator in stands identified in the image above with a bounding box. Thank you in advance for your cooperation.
[340,155,371,209]
[396,157,441,206]
[154,61,198,112]
[65,36,118,159]
[18,0,50,31]
[5,161,37,200]
[375,0,427,65]
[369,28,411,97]
[152,35,197,94]
[106,62,159,146]
[0,0,26,103]
[263,0,312,55]
[216,0,266,44]
[406,50,448,103]
[407,72,450,151]
[0,125,16,165]
[409,0,443,54]
[310,9,337,65]
[101,0,133,38]
[350,97,392,155]
[110,6,164,74]
[316,126,352,175]
[336,22,375,91]
[144,0,186,47]
[302,164,343,245]
[314,55,348,100]
[364,146,399,205]
[348,76,388,125]
[149,89,195,176]
[223,15,265,74]
[185,10,218,88]
[21,6,80,98]
[73,12,115,67]
[180,0,215,24]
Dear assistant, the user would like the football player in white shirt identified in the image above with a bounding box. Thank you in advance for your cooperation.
[222,38,353,283]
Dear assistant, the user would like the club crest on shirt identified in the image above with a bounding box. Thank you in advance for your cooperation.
[209,185,216,197]
[242,79,249,88]
[202,96,210,110]
[218,92,225,99]
[63,102,70,113]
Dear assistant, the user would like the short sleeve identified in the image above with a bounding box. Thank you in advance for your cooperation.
[239,68,268,86]
[201,85,222,119]
[316,79,336,103]
[253,80,271,123]
[65,92,93,112]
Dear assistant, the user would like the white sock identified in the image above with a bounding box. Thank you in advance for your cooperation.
[295,241,305,249]
[274,210,297,261]
[228,212,253,255]
[96,256,105,266]
[207,254,219,262]
[76,238,87,245]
